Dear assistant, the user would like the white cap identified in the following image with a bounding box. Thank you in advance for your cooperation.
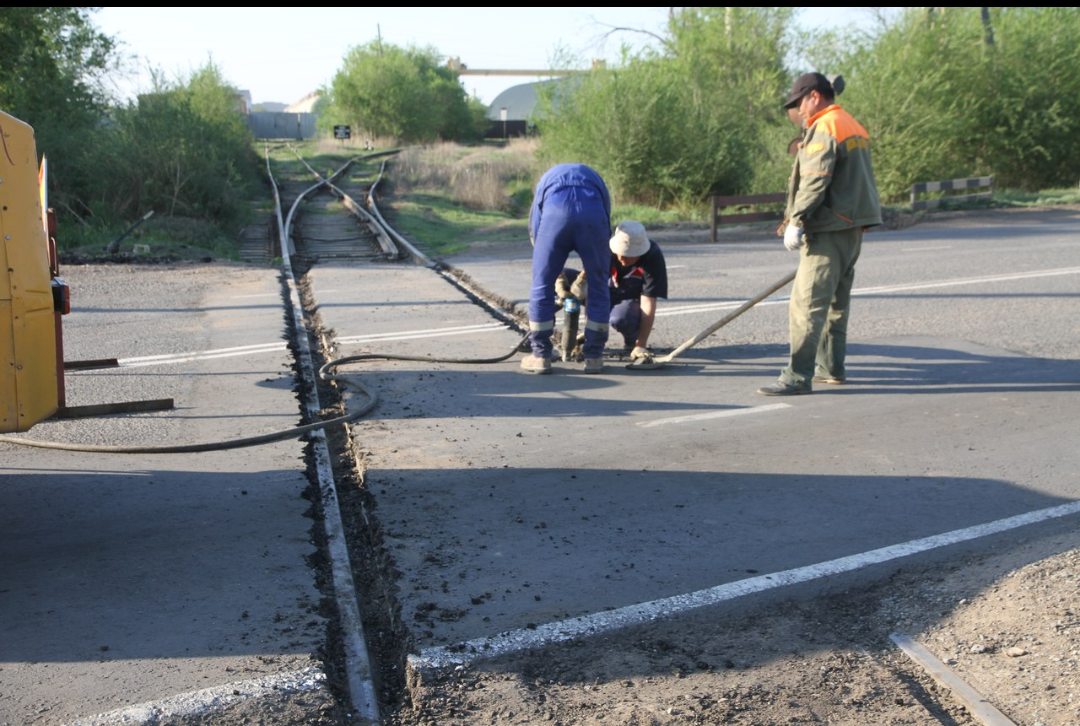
[609,220,650,257]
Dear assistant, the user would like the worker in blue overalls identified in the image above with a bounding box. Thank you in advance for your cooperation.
[521,163,612,374]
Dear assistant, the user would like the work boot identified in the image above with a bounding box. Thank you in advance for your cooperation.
[813,368,846,385]
[520,354,552,374]
[756,381,811,396]
[583,358,603,374]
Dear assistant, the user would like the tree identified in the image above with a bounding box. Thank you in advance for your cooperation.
[0,8,118,217]
[322,40,485,143]
[834,7,1080,198]
[535,8,795,208]
[98,62,260,223]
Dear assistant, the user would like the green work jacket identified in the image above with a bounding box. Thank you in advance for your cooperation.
[785,104,882,233]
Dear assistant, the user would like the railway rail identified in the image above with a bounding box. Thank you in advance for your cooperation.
[261,145,528,724]
[263,146,409,724]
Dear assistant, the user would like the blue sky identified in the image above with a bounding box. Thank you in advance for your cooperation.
[92,7,885,108]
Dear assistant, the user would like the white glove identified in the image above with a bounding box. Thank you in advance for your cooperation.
[783,224,806,251]
[630,346,653,362]
[569,271,588,300]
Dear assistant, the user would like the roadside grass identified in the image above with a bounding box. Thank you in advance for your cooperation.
[386,193,528,257]
[908,186,1080,213]
[383,140,538,256]
[65,139,1075,263]
[59,213,242,262]
[986,187,1080,208]
[611,204,709,227]
[391,140,539,213]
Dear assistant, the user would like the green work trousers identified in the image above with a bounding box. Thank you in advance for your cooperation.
[779,227,863,388]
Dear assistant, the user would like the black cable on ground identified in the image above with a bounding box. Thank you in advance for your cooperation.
[0,334,529,454]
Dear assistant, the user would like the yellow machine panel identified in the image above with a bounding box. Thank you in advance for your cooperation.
[0,110,58,432]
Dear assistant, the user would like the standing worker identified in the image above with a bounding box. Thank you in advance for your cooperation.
[522,163,612,374]
[757,72,882,396]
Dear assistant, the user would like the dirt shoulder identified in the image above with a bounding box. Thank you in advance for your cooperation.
[388,523,1079,725]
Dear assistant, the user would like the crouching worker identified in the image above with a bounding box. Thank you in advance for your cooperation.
[607,221,668,367]
[521,163,612,375]
[558,220,668,367]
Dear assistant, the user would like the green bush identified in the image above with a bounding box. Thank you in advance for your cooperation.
[832,7,1080,200]
[321,41,486,143]
[534,8,795,209]
[92,63,261,228]
[970,8,1080,190]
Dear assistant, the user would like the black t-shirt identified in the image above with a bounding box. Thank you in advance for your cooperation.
[609,241,668,304]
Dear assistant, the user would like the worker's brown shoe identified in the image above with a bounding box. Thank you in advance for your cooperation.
[812,375,846,385]
[520,354,552,374]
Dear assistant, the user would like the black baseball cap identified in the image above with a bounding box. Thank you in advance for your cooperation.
[783,72,833,109]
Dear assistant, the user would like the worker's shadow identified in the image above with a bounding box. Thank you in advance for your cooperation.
[679,336,1080,395]
[328,334,1078,425]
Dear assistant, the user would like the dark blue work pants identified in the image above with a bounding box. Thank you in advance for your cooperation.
[528,189,610,359]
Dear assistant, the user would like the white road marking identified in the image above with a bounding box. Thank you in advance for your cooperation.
[68,668,326,725]
[98,323,511,369]
[336,322,507,345]
[851,266,1080,295]
[115,342,289,368]
[638,403,790,427]
[122,342,288,363]
[657,266,1080,318]
[100,266,1080,368]
[409,499,1080,670]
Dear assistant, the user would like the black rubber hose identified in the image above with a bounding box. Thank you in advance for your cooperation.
[0,334,529,454]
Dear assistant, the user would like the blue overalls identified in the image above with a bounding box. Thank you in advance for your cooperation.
[609,262,646,349]
[527,164,611,359]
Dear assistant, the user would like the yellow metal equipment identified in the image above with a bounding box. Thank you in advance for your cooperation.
[0,110,58,432]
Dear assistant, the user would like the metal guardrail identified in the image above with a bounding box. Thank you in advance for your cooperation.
[910,176,994,211]
[710,193,785,243]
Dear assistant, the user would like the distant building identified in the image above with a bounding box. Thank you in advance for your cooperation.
[485,78,574,138]
[247,90,319,140]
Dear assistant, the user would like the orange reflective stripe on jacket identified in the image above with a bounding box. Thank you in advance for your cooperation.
[786,104,882,233]
[807,104,871,148]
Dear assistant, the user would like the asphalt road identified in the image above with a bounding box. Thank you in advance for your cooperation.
[310,207,1080,668]
[0,264,330,724]
[1,206,1076,724]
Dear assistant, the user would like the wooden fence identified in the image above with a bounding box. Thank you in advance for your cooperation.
[709,193,785,243]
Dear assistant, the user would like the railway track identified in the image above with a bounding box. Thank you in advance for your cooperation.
[260,145,518,724]
[261,145,417,724]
